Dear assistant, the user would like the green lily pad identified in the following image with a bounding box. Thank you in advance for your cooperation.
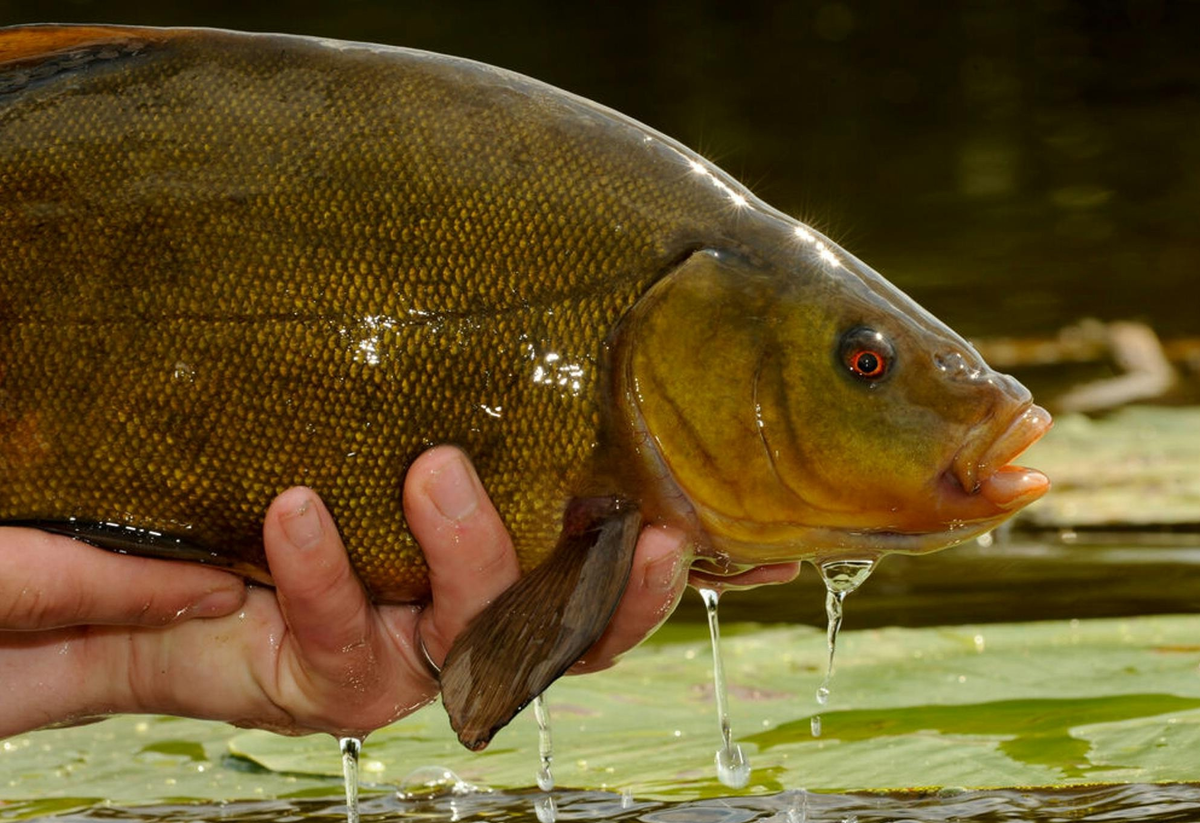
[1017,406,1200,528]
[9,614,1200,812]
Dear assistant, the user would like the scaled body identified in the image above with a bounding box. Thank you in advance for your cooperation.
[0,27,727,598]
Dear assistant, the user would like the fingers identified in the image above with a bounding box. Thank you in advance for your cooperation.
[261,487,380,677]
[404,446,520,669]
[0,527,246,630]
[569,524,690,674]
[688,561,802,591]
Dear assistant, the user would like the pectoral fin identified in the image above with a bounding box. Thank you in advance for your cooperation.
[1,518,272,585]
[439,497,641,751]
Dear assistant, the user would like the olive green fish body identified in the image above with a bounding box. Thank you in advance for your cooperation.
[0,27,740,599]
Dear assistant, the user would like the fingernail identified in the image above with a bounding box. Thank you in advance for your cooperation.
[281,497,324,549]
[428,455,479,521]
[187,585,246,618]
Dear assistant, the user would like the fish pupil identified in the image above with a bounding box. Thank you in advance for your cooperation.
[836,326,894,384]
[855,352,880,375]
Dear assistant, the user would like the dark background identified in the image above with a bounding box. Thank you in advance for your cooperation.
[5,0,1199,341]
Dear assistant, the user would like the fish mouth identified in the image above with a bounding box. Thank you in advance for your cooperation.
[822,406,1052,558]
[676,402,1054,569]
[948,403,1053,510]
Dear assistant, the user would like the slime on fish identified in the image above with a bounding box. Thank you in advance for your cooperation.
[0,24,1051,750]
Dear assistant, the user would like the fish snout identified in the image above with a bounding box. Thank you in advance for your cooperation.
[950,402,1052,506]
[935,350,1032,403]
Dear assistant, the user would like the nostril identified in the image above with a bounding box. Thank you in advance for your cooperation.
[934,350,1029,401]
[933,351,983,382]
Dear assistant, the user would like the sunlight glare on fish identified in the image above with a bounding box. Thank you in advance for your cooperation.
[530,349,588,395]
[346,315,398,366]
[792,225,842,268]
[685,156,750,210]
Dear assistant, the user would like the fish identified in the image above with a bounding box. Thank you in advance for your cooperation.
[0,24,1051,749]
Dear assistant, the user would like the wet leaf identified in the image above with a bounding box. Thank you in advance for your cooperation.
[1017,406,1200,528]
[9,615,1200,810]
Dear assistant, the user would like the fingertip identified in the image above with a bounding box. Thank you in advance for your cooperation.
[635,525,689,593]
[568,526,690,675]
[268,486,326,551]
[182,579,248,620]
[405,445,484,525]
[262,487,375,665]
[405,446,519,664]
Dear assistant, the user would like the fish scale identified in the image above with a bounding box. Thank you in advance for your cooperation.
[0,28,715,600]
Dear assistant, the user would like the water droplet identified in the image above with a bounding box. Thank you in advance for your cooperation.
[533,693,554,791]
[620,788,635,809]
[715,742,751,789]
[786,789,810,823]
[396,765,477,800]
[698,587,752,788]
[534,794,558,823]
[338,736,362,823]
[810,715,822,738]
[811,559,876,737]
[171,361,194,382]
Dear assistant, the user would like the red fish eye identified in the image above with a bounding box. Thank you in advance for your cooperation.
[837,327,894,383]
[849,349,886,377]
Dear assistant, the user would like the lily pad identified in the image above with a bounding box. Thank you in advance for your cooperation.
[1016,405,1200,528]
[9,615,1200,811]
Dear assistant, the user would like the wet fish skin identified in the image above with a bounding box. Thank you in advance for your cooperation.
[0,26,1050,748]
[0,25,732,600]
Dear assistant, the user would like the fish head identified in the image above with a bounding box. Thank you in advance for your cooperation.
[617,235,1051,569]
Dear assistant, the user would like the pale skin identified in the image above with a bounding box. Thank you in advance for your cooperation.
[0,446,797,740]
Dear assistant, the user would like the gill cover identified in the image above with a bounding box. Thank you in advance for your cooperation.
[616,245,1047,564]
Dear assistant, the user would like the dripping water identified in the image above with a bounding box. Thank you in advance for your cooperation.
[533,693,554,791]
[786,789,811,823]
[338,736,363,823]
[810,559,876,738]
[698,587,751,788]
[533,693,556,821]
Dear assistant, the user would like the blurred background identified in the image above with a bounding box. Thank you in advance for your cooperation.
[4,0,1197,626]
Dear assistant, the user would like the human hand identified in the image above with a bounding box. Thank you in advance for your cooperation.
[0,447,698,738]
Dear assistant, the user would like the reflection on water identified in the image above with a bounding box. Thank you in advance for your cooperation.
[15,784,1200,823]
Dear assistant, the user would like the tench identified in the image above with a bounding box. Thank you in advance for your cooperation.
[0,25,1051,748]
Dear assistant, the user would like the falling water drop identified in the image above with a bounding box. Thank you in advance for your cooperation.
[338,736,363,823]
[786,788,810,823]
[533,693,554,791]
[698,587,751,788]
[534,794,558,823]
[810,559,876,738]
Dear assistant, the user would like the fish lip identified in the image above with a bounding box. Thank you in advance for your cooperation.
[949,403,1053,495]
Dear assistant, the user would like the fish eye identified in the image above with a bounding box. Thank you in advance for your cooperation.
[838,327,894,383]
